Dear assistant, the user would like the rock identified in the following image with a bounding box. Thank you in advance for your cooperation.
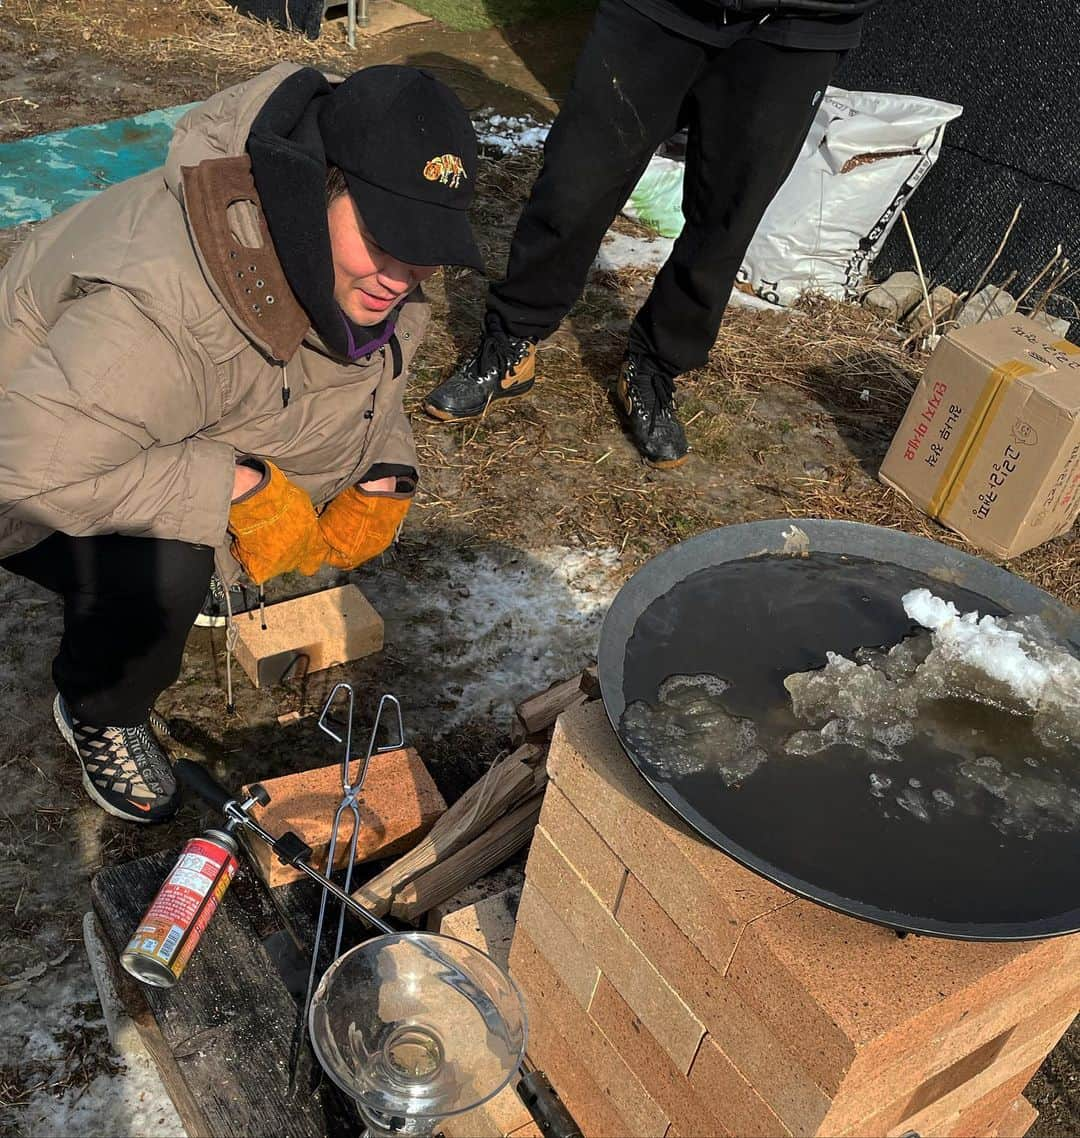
[904,284,960,334]
[863,271,924,321]
[956,285,1017,328]
[1028,310,1072,339]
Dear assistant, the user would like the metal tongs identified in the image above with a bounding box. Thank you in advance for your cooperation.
[303,683,405,1017]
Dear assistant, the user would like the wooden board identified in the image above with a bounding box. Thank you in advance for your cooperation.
[91,849,360,1138]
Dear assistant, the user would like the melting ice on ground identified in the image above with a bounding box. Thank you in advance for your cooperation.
[621,674,767,786]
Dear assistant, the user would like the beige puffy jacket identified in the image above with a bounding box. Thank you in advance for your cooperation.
[0,63,426,573]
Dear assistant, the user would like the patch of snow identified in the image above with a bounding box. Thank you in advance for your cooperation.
[472,110,549,154]
[355,545,623,731]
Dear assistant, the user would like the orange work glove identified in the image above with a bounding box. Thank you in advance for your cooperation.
[228,460,329,585]
[318,486,411,570]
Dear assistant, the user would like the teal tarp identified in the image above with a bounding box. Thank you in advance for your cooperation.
[0,104,197,229]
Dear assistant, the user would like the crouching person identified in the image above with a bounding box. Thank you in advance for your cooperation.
[0,63,483,823]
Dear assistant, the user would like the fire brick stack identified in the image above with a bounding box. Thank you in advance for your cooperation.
[508,702,1080,1138]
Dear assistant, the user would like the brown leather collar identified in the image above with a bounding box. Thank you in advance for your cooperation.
[182,156,310,363]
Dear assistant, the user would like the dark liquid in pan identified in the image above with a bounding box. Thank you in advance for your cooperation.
[618,554,1080,934]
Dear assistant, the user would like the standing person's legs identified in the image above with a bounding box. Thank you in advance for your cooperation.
[486,0,704,341]
[2,532,214,725]
[629,40,844,376]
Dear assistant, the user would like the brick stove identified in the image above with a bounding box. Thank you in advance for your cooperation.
[507,701,1080,1137]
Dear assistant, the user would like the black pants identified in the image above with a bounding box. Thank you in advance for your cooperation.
[1,533,213,726]
[488,0,842,377]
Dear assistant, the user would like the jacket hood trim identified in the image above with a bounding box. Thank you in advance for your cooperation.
[181,155,310,363]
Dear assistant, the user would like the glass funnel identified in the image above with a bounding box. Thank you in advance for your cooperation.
[309,932,527,1133]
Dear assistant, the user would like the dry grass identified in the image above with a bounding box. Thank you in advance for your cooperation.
[10,0,375,81]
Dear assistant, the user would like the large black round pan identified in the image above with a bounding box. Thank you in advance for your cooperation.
[597,519,1080,941]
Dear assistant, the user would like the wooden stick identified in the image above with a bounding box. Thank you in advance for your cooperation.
[390,792,545,922]
[516,670,597,734]
[1014,245,1063,308]
[352,744,542,916]
[900,210,936,340]
[967,202,1022,302]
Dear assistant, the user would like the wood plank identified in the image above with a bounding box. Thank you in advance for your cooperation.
[391,794,544,922]
[91,848,357,1138]
[353,744,541,917]
[516,675,590,735]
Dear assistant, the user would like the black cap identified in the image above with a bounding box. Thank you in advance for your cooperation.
[319,66,484,271]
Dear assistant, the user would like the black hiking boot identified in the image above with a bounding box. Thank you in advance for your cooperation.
[423,314,537,421]
[53,694,179,823]
[614,353,690,469]
[194,574,258,628]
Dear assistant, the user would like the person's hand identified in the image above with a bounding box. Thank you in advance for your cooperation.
[231,462,265,501]
[318,482,412,570]
[227,460,329,584]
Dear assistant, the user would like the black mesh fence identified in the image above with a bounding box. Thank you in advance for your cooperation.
[837,0,1078,335]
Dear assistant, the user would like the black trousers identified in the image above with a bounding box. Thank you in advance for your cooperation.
[487,0,842,377]
[1,533,214,726]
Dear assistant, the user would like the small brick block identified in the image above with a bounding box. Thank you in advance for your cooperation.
[524,828,704,1073]
[614,872,828,1134]
[546,703,789,973]
[588,975,730,1138]
[512,929,668,1137]
[439,888,520,974]
[440,1083,533,1138]
[424,865,524,931]
[232,584,383,687]
[245,748,446,887]
[515,882,600,1008]
[538,782,627,909]
[991,1095,1037,1138]
[688,1035,792,1138]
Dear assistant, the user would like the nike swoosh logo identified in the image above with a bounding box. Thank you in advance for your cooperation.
[127,800,153,813]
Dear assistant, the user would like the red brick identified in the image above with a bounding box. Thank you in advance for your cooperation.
[588,976,731,1138]
[943,1064,1040,1138]
[538,783,627,909]
[546,703,790,973]
[526,1000,634,1138]
[688,1036,792,1138]
[514,883,599,1008]
[512,929,668,1137]
[615,872,829,1134]
[991,1095,1037,1138]
[729,899,1080,1102]
[524,829,704,1073]
[441,1084,533,1138]
[245,747,445,887]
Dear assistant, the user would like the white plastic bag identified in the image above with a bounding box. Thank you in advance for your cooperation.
[623,87,963,305]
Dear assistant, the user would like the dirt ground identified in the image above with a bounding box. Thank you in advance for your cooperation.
[0,5,1078,1136]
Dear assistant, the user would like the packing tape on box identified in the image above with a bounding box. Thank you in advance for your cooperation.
[1052,340,1080,356]
[928,358,1039,519]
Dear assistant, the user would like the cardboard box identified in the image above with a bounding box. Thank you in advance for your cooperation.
[879,315,1080,557]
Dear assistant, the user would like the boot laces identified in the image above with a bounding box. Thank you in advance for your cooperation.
[473,312,513,384]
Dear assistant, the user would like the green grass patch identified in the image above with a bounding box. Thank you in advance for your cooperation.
[404,0,595,30]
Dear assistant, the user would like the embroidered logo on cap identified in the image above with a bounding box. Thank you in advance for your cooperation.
[423,154,467,189]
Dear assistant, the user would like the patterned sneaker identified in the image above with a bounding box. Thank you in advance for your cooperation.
[423,314,537,421]
[194,574,258,628]
[53,694,179,823]
[615,353,690,469]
